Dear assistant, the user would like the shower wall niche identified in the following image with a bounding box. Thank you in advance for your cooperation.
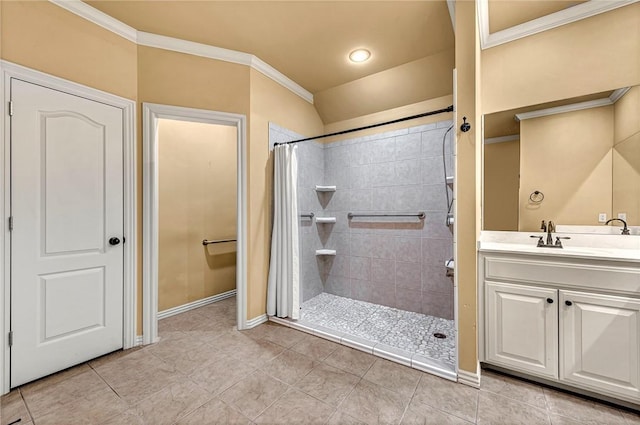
[270,120,454,320]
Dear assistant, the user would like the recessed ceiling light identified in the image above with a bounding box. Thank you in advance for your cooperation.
[349,49,371,63]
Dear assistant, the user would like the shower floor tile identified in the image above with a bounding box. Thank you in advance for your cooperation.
[299,293,456,367]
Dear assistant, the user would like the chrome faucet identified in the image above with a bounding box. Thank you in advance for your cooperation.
[605,218,630,235]
[546,220,555,245]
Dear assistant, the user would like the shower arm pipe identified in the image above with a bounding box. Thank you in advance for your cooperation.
[273,106,454,146]
[348,212,426,220]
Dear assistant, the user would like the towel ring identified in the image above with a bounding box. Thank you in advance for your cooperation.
[529,190,544,203]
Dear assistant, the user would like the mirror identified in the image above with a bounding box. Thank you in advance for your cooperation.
[483,85,640,232]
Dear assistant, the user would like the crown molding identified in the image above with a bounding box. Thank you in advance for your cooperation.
[515,98,612,121]
[609,87,631,103]
[49,0,137,43]
[250,56,314,104]
[137,32,253,66]
[484,134,519,144]
[478,0,638,50]
[48,1,314,104]
[446,0,455,31]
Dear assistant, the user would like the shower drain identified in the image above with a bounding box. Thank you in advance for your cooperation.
[433,332,447,339]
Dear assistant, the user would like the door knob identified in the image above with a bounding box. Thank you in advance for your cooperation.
[109,237,121,246]
[565,300,573,306]
[546,298,554,304]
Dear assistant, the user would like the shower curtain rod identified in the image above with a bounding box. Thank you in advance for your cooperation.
[274,105,454,146]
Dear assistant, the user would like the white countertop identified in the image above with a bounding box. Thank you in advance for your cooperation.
[479,231,640,262]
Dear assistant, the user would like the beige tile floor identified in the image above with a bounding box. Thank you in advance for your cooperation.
[2,296,640,425]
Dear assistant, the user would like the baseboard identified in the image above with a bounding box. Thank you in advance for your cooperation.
[245,314,268,329]
[135,336,144,346]
[457,366,481,388]
[157,289,237,320]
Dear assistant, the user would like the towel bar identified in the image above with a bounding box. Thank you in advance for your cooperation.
[202,238,237,246]
[347,212,426,219]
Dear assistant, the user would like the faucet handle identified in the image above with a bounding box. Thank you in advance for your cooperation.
[555,236,570,247]
[530,235,544,247]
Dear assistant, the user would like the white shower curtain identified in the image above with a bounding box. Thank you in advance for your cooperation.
[267,144,300,319]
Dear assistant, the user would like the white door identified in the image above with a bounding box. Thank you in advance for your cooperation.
[560,290,640,401]
[485,281,558,379]
[10,79,124,387]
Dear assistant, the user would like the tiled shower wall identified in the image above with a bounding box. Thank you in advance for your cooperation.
[270,120,455,320]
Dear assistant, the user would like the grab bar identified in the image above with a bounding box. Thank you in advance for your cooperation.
[300,213,315,219]
[348,212,426,219]
[202,238,237,246]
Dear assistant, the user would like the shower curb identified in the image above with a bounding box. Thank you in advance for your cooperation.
[268,315,458,382]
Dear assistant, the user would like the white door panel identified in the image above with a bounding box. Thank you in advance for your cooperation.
[42,112,106,255]
[11,79,124,387]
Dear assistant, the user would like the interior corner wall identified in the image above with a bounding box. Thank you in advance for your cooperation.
[455,0,481,377]
[0,1,137,100]
[248,69,324,320]
[481,3,640,115]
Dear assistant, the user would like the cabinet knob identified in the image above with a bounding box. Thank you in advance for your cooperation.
[546,298,554,304]
[565,300,573,306]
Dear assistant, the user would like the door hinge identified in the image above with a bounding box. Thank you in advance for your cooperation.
[8,331,13,347]
[8,101,13,117]
[8,216,13,231]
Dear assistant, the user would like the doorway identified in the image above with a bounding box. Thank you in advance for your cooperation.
[157,119,237,315]
[142,103,247,344]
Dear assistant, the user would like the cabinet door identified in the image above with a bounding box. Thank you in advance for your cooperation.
[560,290,640,400]
[486,282,558,378]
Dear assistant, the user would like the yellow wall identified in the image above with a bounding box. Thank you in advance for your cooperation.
[137,47,250,114]
[518,106,613,231]
[613,85,640,226]
[315,50,455,124]
[1,0,142,331]
[0,1,137,100]
[483,140,519,231]
[323,95,454,142]
[455,0,482,376]
[158,119,237,312]
[137,47,250,328]
[482,3,640,115]
[1,2,323,332]
[247,69,324,319]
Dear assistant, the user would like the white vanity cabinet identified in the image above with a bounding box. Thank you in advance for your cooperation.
[479,251,640,404]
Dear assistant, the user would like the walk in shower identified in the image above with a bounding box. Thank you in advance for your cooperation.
[269,117,456,377]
